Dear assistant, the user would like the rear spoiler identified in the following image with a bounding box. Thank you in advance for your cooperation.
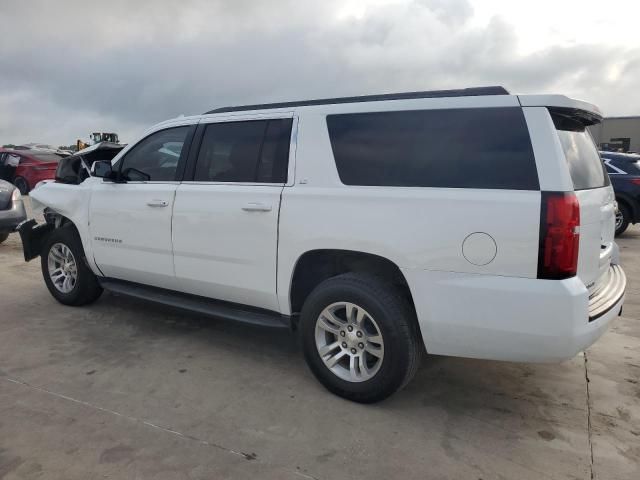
[518,94,603,126]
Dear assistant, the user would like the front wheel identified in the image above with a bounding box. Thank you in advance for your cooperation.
[300,273,422,403]
[615,203,631,236]
[0,232,8,244]
[41,225,103,305]
[13,177,29,195]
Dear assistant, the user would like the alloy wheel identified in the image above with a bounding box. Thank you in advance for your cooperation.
[47,243,78,293]
[314,302,384,382]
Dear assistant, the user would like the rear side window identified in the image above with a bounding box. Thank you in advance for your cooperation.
[553,114,609,190]
[326,107,538,189]
[194,119,292,183]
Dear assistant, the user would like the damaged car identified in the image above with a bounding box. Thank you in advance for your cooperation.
[15,87,626,403]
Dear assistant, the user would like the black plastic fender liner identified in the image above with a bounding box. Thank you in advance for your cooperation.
[17,219,54,261]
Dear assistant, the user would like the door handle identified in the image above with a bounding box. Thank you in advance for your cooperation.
[147,200,169,207]
[242,202,272,212]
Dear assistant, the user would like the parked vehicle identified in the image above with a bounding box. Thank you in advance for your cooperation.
[600,151,640,235]
[0,180,26,244]
[18,86,626,402]
[0,148,63,194]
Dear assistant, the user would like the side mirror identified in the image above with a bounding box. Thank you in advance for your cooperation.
[92,161,114,179]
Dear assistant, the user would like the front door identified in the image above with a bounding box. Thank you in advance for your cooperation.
[89,125,193,290]
[172,115,294,311]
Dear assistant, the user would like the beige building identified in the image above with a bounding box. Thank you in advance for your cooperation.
[589,116,640,153]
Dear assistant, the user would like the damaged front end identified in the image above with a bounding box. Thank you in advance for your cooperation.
[16,142,123,263]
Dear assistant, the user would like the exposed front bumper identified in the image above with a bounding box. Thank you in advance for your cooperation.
[402,265,625,363]
[0,199,27,233]
[17,219,54,261]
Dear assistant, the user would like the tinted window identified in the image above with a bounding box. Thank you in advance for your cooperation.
[326,108,538,189]
[194,119,292,183]
[257,119,292,183]
[553,115,608,190]
[119,126,189,181]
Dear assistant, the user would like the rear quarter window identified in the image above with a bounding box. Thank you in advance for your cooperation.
[326,107,539,190]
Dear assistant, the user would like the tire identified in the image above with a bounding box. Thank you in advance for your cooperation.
[300,273,422,403]
[14,177,29,195]
[615,203,631,237]
[41,225,103,306]
[0,232,8,244]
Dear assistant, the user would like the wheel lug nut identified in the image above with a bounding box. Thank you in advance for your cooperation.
[340,331,346,337]
[358,342,364,349]
[350,348,357,354]
[347,326,353,332]
[342,342,347,348]
[356,331,363,338]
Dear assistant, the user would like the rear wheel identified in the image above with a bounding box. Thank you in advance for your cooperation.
[300,273,422,403]
[615,203,631,236]
[0,232,8,244]
[41,225,103,305]
[13,177,29,195]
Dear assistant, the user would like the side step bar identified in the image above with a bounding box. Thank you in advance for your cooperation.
[99,278,290,329]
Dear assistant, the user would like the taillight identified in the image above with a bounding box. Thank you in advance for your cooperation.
[538,192,580,280]
[630,178,640,186]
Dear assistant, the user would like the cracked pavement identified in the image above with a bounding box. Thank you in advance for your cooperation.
[0,200,638,479]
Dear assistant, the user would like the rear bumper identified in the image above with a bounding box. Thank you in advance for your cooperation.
[0,199,27,233]
[402,265,625,363]
[589,265,626,321]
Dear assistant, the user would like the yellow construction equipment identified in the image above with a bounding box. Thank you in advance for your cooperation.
[76,132,119,151]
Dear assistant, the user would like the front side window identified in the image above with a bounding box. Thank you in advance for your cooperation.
[194,119,292,183]
[327,107,539,190]
[118,126,189,181]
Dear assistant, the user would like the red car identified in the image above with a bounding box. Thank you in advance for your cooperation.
[0,148,63,194]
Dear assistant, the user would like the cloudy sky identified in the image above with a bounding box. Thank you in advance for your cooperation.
[1,0,639,146]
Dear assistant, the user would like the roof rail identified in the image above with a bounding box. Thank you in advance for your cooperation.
[204,86,509,114]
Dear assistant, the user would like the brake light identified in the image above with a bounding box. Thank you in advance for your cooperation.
[538,192,580,279]
[630,178,640,185]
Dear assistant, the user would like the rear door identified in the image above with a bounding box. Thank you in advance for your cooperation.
[172,114,294,311]
[552,112,615,294]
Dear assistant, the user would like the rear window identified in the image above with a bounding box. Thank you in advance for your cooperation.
[32,153,63,163]
[553,114,609,190]
[601,154,640,176]
[326,107,539,190]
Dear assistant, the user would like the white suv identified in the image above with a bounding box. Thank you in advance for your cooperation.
[20,86,626,402]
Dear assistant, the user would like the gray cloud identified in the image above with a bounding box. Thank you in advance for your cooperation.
[1,0,638,145]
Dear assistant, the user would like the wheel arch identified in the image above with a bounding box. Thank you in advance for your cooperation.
[288,249,417,318]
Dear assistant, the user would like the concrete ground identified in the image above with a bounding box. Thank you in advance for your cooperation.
[0,200,638,480]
